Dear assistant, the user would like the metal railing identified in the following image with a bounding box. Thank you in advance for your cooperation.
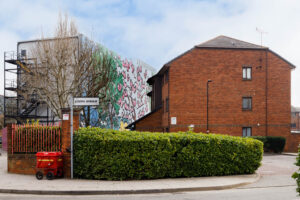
[4,51,17,61]
[5,79,17,88]
[11,123,62,154]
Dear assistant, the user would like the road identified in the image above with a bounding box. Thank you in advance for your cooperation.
[0,154,298,200]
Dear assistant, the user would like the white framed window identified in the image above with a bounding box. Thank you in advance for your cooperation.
[242,127,252,137]
[242,67,252,80]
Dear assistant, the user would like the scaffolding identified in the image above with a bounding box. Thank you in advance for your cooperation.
[4,51,54,125]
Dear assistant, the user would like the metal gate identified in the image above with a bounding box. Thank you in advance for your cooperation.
[11,123,62,154]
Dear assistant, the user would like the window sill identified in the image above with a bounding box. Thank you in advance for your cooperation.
[242,108,252,111]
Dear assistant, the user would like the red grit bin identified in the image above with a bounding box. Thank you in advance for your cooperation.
[35,152,63,180]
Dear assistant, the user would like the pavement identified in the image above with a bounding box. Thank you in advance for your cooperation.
[0,150,296,195]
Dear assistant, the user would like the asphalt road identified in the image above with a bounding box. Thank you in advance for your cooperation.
[0,154,298,200]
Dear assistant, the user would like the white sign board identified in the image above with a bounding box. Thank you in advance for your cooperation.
[171,117,177,125]
[63,114,69,120]
[74,97,99,106]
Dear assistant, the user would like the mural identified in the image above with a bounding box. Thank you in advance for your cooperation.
[88,47,155,129]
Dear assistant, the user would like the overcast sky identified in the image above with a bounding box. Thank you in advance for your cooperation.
[0,0,300,106]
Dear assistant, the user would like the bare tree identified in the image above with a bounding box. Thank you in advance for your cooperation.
[21,14,113,120]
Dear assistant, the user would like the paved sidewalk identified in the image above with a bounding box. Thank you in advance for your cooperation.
[0,151,259,195]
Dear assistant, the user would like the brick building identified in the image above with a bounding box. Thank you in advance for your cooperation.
[291,106,300,132]
[128,35,299,152]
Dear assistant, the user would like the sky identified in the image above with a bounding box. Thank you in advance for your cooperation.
[0,0,300,106]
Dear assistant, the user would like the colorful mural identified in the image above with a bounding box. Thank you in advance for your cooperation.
[88,47,155,129]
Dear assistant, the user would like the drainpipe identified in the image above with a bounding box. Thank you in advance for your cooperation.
[265,50,268,136]
[207,80,212,133]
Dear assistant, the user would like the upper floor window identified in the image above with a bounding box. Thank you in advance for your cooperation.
[165,70,169,83]
[242,97,252,110]
[242,66,252,80]
[21,49,27,57]
[291,123,296,128]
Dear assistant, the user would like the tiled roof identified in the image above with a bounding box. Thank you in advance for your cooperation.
[196,35,267,49]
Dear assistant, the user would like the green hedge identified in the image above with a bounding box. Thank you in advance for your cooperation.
[292,147,300,194]
[74,128,263,180]
[250,136,286,153]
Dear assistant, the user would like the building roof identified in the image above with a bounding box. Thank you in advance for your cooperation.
[147,35,296,82]
[196,35,267,49]
[126,105,162,129]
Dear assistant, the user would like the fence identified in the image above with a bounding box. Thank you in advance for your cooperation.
[11,123,62,154]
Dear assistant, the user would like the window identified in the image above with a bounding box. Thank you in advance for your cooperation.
[242,97,252,110]
[291,123,296,128]
[166,98,169,112]
[242,127,252,137]
[165,70,169,83]
[21,49,27,57]
[242,67,252,80]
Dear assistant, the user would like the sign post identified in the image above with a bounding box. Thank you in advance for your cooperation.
[70,97,99,179]
[69,96,74,179]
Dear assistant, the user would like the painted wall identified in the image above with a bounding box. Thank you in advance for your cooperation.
[15,36,155,128]
[89,50,155,129]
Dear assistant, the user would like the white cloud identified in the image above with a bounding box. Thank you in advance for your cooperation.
[0,0,300,106]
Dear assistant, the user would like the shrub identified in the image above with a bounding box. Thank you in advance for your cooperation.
[250,136,286,153]
[74,128,263,180]
[292,147,300,194]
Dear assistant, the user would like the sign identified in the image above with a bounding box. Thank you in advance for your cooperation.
[171,117,177,125]
[63,114,69,120]
[74,97,99,106]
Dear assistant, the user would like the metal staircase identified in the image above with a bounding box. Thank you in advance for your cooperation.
[4,51,51,125]
[20,100,40,117]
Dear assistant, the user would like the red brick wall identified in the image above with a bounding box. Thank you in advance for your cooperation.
[135,108,164,132]
[167,48,294,151]
[169,48,266,133]
[6,124,36,174]
[7,109,80,176]
[136,47,296,151]
[8,154,36,174]
[61,109,80,178]
[267,52,293,151]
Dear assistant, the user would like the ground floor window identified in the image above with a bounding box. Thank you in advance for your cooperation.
[242,127,252,137]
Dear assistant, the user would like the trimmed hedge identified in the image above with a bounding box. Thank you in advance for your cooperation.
[74,128,263,180]
[250,136,286,153]
[292,147,300,194]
